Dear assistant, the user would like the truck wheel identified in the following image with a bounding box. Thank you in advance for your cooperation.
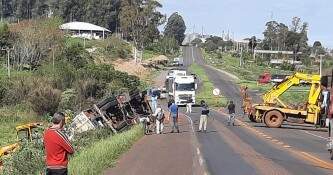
[264,110,284,128]
[248,114,256,122]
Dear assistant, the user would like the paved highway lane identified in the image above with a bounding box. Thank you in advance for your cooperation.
[182,46,333,175]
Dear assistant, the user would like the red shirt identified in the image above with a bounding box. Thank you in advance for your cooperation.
[43,128,74,168]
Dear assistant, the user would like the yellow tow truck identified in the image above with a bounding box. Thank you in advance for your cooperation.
[248,72,323,128]
[0,123,43,167]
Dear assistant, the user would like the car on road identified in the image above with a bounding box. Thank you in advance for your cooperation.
[270,74,288,84]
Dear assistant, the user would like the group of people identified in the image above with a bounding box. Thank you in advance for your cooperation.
[151,93,237,135]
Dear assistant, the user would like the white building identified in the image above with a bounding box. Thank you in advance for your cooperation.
[59,22,111,40]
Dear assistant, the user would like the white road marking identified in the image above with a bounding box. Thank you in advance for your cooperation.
[302,130,329,141]
[183,113,195,132]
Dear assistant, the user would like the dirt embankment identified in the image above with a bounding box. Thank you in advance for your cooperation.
[113,59,150,80]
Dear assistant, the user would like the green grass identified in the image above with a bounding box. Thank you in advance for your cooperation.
[202,50,292,81]
[189,64,227,107]
[68,125,144,175]
[0,104,40,147]
[143,49,159,60]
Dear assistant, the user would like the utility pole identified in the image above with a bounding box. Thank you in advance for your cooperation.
[240,46,243,67]
[319,54,324,77]
[1,47,13,78]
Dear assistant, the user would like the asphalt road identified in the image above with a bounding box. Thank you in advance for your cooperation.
[183,46,333,175]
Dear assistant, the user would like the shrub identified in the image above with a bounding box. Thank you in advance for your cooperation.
[28,80,61,116]
[74,78,102,99]
[2,142,45,175]
[58,89,78,111]
[0,78,10,105]
[62,43,92,68]
[105,35,131,59]
[37,61,78,90]
[2,76,32,106]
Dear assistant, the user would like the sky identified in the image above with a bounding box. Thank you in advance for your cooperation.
[158,0,333,48]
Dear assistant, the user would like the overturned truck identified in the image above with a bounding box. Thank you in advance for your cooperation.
[67,89,152,138]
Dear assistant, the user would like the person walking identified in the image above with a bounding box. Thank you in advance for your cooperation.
[153,106,165,134]
[44,112,74,175]
[169,101,180,133]
[198,100,209,132]
[186,99,193,114]
[227,101,236,126]
[151,90,158,113]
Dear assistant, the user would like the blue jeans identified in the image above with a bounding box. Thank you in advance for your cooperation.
[172,117,179,132]
[151,100,157,113]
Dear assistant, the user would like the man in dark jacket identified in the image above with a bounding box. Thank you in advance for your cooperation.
[227,101,236,126]
[199,100,209,132]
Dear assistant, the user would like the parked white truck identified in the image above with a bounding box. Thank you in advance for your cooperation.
[165,69,187,96]
[173,75,196,106]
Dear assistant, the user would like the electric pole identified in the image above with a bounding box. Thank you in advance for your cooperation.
[1,47,13,78]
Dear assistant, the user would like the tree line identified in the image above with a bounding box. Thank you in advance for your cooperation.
[0,0,186,50]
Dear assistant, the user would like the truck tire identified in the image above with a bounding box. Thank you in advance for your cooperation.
[264,110,284,128]
[248,114,257,122]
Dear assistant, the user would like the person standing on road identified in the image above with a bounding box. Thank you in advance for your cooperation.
[169,101,180,133]
[44,112,74,175]
[151,91,158,113]
[198,100,210,132]
[186,99,193,114]
[153,106,165,134]
[227,101,236,126]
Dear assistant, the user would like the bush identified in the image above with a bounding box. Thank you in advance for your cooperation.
[2,76,32,106]
[105,35,131,59]
[69,125,144,175]
[37,61,78,90]
[62,43,92,68]
[0,78,10,105]
[28,80,61,116]
[2,142,45,175]
[58,89,78,111]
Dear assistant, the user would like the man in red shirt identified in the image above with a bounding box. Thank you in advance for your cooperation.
[44,112,74,175]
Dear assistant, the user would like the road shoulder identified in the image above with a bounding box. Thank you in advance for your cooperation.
[104,115,203,175]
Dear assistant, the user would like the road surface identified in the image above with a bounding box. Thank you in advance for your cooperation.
[184,46,333,175]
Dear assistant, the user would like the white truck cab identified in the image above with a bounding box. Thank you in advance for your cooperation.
[173,75,196,106]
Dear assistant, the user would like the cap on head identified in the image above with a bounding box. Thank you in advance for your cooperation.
[200,100,205,105]
[52,112,65,125]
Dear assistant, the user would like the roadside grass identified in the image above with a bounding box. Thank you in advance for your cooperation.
[68,125,144,175]
[0,104,40,146]
[202,50,291,81]
[189,64,227,108]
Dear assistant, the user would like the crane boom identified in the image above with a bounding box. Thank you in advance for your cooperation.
[263,73,321,108]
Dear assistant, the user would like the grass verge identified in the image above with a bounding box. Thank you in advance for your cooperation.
[68,125,144,175]
[189,64,227,107]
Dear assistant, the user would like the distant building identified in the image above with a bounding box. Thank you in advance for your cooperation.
[59,22,111,40]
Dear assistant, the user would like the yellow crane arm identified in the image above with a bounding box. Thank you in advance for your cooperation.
[263,73,321,107]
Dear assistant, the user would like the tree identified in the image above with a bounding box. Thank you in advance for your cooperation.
[119,0,164,49]
[164,12,186,45]
[312,41,325,55]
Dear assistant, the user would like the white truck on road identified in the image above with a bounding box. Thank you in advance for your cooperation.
[165,69,187,96]
[173,75,196,106]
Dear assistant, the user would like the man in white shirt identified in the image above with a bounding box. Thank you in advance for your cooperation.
[153,107,165,134]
